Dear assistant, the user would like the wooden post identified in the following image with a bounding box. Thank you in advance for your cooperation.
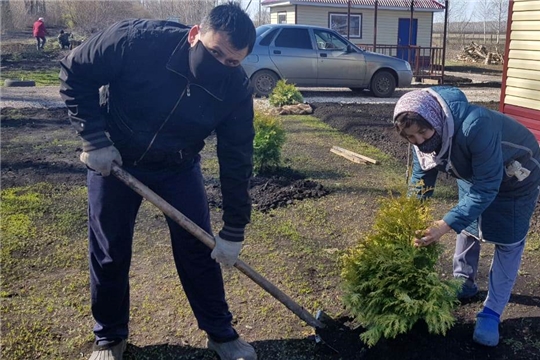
[373,0,378,52]
[347,0,351,40]
[409,0,414,64]
[441,0,449,84]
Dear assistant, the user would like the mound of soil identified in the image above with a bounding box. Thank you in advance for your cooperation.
[207,175,329,212]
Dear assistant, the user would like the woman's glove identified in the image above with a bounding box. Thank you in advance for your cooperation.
[211,235,243,267]
[80,145,122,176]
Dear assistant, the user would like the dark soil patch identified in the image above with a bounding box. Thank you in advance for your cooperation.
[445,65,504,76]
[207,175,329,213]
[312,101,539,234]
[0,43,66,71]
[0,107,329,212]
[312,101,500,166]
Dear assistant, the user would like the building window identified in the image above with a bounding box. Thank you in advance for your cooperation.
[278,11,287,24]
[329,13,362,38]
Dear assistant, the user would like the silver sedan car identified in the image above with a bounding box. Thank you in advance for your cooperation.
[242,24,413,98]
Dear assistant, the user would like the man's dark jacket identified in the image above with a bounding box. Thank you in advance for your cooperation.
[59,19,255,237]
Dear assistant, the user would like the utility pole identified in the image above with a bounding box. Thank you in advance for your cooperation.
[259,0,262,26]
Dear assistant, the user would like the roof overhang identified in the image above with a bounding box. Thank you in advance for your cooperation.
[263,0,445,12]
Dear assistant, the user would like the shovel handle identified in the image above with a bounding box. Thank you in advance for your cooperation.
[111,163,324,329]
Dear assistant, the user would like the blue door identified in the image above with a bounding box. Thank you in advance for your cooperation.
[397,18,418,62]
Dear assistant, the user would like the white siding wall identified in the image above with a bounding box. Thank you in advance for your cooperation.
[270,5,433,47]
[504,0,540,112]
[270,5,295,24]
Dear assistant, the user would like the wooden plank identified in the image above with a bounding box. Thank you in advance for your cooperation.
[330,148,367,164]
[508,49,540,60]
[509,40,540,51]
[514,0,540,11]
[506,77,540,91]
[507,68,540,81]
[508,58,540,70]
[505,94,540,111]
[512,21,540,31]
[510,30,540,41]
[331,146,378,164]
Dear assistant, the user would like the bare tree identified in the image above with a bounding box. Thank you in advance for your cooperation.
[5,0,41,32]
[475,0,493,43]
[489,0,508,44]
[1,0,14,32]
[251,8,269,27]
[24,0,46,15]
[141,0,215,25]
[447,0,473,46]
[59,0,148,35]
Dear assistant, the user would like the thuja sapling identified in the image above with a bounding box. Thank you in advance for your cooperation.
[341,188,461,347]
[269,80,304,107]
[253,111,286,174]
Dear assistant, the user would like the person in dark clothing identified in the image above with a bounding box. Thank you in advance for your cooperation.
[58,30,71,49]
[33,17,47,50]
[59,2,257,360]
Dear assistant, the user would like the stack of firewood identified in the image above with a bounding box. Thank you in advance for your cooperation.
[457,42,504,65]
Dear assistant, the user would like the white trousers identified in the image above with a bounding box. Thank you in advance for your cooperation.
[453,231,526,315]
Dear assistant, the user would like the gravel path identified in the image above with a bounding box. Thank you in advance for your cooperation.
[1,86,65,109]
[1,79,500,110]
[297,85,500,104]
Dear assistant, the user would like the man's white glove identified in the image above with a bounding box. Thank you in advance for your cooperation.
[211,235,243,267]
[80,145,122,176]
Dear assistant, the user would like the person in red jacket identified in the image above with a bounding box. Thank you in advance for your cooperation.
[33,17,47,50]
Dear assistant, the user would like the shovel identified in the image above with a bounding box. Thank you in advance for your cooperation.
[110,163,333,336]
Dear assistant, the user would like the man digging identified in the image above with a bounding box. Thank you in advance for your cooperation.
[59,2,257,359]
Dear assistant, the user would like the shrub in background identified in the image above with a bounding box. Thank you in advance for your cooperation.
[253,111,286,174]
[269,80,304,107]
[341,190,461,347]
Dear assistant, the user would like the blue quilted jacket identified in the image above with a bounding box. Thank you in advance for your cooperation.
[411,87,540,245]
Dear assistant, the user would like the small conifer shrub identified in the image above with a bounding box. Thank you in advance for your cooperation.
[253,111,286,173]
[269,80,304,107]
[341,190,461,347]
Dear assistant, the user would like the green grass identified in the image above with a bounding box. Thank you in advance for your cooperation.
[2,110,538,359]
[525,232,540,252]
[1,69,60,86]
[1,183,91,358]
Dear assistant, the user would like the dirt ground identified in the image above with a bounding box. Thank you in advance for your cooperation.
[2,99,539,360]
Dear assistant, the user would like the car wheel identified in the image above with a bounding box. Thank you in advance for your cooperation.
[370,71,396,98]
[251,70,279,97]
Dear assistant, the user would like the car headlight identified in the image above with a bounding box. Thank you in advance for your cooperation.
[405,61,411,71]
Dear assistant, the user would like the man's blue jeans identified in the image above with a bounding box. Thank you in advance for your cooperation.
[87,158,236,342]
